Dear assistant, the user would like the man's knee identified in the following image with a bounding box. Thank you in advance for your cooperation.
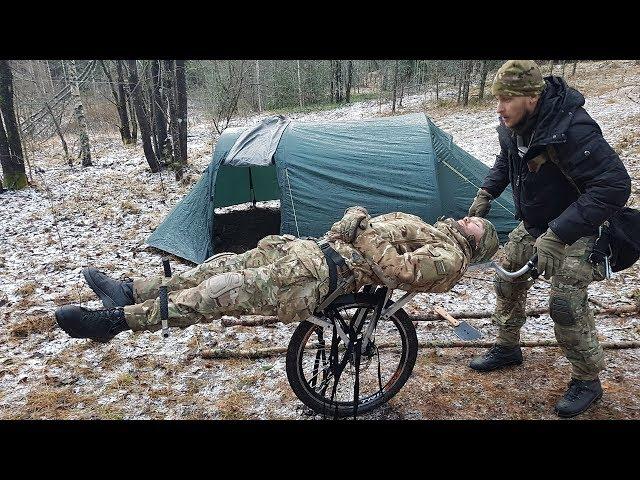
[550,295,576,326]
[202,272,244,311]
[550,279,589,327]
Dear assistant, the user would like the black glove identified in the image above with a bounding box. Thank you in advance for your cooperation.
[468,189,493,217]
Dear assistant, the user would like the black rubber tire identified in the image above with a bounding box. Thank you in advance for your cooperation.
[286,293,417,417]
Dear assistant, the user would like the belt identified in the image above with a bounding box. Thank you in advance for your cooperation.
[317,241,351,295]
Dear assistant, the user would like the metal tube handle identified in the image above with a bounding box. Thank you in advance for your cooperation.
[162,257,172,277]
[495,254,539,280]
[160,286,169,338]
[160,257,172,338]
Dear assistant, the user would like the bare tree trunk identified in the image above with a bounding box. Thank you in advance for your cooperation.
[151,60,168,163]
[462,60,472,106]
[345,60,353,103]
[456,63,463,104]
[100,60,134,145]
[561,59,566,77]
[44,60,56,92]
[572,60,577,76]
[45,102,70,165]
[61,60,69,84]
[163,59,179,164]
[549,60,554,75]
[392,60,399,113]
[126,60,159,173]
[68,60,92,167]
[435,60,439,103]
[127,91,138,143]
[0,117,17,189]
[330,60,335,102]
[45,60,55,92]
[143,63,159,157]
[115,61,135,144]
[255,60,262,113]
[296,60,303,108]
[377,61,386,113]
[175,60,188,176]
[0,60,28,189]
[334,60,343,103]
[478,60,489,101]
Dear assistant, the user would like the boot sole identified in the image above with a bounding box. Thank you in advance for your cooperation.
[82,268,118,308]
[555,392,603,418]
[469,358,523,372]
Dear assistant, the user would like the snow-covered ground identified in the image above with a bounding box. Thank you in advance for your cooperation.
[1,60,639,419]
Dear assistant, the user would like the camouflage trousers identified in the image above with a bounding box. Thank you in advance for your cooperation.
[493,222,606,380]
[123,235,330,331]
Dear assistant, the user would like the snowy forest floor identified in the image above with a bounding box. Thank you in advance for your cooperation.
[1,60,640,420]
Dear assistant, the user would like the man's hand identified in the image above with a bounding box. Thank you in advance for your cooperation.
[329,206,370,243]
[468,189,493,217]
[534,228,566,279]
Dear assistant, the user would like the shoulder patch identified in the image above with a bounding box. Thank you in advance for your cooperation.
[435,260,446,275]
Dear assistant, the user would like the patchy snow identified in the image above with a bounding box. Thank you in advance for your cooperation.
[1,60,639,420]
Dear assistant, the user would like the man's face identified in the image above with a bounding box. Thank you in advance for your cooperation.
[457,216,485,244]
[495,94,539,129]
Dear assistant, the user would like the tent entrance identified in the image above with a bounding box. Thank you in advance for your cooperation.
[212,164,282,253]
[213,206,281,253]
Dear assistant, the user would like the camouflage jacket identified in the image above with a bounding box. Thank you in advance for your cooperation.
[325,207,472,293]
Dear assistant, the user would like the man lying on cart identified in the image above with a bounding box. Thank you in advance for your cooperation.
[56,206,499,342]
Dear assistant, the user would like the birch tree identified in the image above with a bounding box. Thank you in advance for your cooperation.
[392,60,399,113]
[255,60,262,112]
[68,60,92,166]
[296,60,303,108]
[151,59,169,162]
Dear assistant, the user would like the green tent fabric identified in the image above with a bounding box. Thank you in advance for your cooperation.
[147,113,518,264]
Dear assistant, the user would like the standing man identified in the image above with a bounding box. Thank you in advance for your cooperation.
[467,60,631,417]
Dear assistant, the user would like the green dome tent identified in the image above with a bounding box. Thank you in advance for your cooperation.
[147,113,517,264]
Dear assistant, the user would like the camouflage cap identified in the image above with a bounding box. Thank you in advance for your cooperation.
[491,60,546,97]
[470,217,499,263]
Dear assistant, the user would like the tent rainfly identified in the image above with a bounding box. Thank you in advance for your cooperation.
[147,113,518,264]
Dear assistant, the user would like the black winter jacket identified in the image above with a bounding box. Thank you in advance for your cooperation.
[481,76,631,244]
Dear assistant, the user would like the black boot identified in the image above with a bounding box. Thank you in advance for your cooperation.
[469,344,523,371]
[83,267,135,308]
[55,305,131,342]
[555,378,603,418]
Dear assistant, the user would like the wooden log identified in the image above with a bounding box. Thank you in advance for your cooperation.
[219,303,639,328]
[201,340,640,360]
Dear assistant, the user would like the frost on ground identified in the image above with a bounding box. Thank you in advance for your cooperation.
[1,60,639,420]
